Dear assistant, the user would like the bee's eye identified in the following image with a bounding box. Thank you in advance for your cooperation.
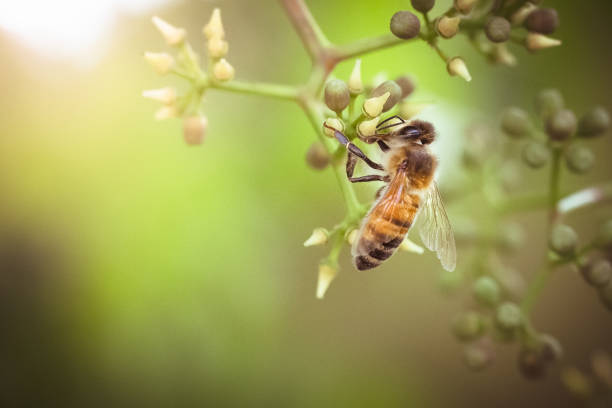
[398,126,421,139]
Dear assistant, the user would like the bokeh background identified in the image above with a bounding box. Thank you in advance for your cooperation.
[0,0,611,406]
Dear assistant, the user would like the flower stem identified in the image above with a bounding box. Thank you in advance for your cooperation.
[210,80,299,100]
[520,261,551,315]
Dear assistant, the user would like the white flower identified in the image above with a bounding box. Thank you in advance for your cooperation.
[152,16,186,46]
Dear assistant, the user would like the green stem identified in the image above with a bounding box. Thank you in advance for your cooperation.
[279,0,330,61]
[210,80,299,100]
[520,261,552,314]
[549,147,562,225]
[333,34,406,60]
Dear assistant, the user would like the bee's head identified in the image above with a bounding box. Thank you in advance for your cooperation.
[394,120,436,145]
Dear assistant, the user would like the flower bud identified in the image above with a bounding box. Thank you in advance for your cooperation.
[142,87,176,105]
[316,264,337,299]
[454,0,477,15]
[411,0,435,13]
[511,2,537,25]
[324,79,350,113]
[463,342,493,371]
[213,58,235,81]
[182,116,208,145]
[491,44,517,66]
[447,57,472,82]
[390,11,421,40]
[597,220,612,247]
[144,52,175,75]
[357,117,380,137]
[399,101,430,119]
[549,224,578,256]
[500,222,525,252]
[581,260,611,288]
[436,15,461,39]
[203,8,225,40]
[207,37,228,59]
[526,33,562,51]
[524,8,559,35]
[473,276,501,307]
[495,302,523,331]
[154,105,178,120]
[522,141,550,168]
[370,80,402,112]
[323,118,345,138]
[535,88,564,119]
[546,109,577,140]
[346,229,358,246]
[400,238,424,254]
[561,367,593,397]
[565,144,595,174]
[394,76,416,99]
[452,311,484,341]
[363,92,390,118]
[152,16,186,46]
[501,106,531,137]
[348,59,363,95]
[518,336,562,380]
[578,106,610,138]
[305,142,330,170]
[485,17,511,43]
[304,227,329,247]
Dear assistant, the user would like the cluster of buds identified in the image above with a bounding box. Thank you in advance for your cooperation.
[500,89,609,174]
[143,9,236,145]
[387,1,563,82]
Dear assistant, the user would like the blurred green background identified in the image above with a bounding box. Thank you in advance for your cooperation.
[0,0,611,406]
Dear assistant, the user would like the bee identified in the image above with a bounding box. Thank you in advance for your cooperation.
[324,116,456,271]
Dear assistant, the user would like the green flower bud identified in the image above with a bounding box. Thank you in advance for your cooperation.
[501,106,531,137]
[411,0,435,13]
[578,106,610,138]
[485,17,511,43]
[395,75,416,99]
[324,79,350,113]
[565,144,595,174]
[524,8,559,35]
[598,283,612,311]
[522,141,550,168]
[495,302,523,330]
[582,260,611,288]
[370,80,402,112]
[597,220,612,247]
[549,224,578,256]
[452,311,484,341]
[546,109,577,141]
[305,142,330,170]
[535,89,564,119]
[473,276,501,307]
[390,11,421,40]
[463,342,493,371]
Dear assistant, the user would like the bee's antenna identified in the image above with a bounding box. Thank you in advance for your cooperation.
[376,115,405,129]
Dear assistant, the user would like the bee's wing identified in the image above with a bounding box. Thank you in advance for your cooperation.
[418,182,456,272]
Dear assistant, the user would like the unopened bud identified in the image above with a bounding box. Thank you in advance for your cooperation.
[518,336,562,380]
[203,8,225,40]
[546,109,577,140]
[535,88,564,119]
[447,57,472,82]
[495,302,523,331]
[454,0,477,15]
[582,260,611,288]
[152,16,186,46]
[348,59,363,95]
[524,8,559,35]
[394,75,415,99]
[578,106,610,138]
[142,87,177,104]
[322,118,344,138]
[357,117,380,137]
[399,101,429,119]
[363,92,390,118]
[501,106,531,137]
[154,105,178,120]
[316,264,337,299]
[390,11,421,40]
[549,224,578,256]
[463,342,493,371]
[522,141,550,168]
[473,276,501,307]
[452,311,484,341]
[436,15,461,39]
[526,33,562,51]
[324,79,350,113]
[182,116,208,145]
[213,58,235,81]
[561,367,593,397]
[511,2,537,25]
[485,17,511,43]
[345,229,359,246]
[304,227,329,247]
[492,44,517,66]
[370,80,402,112]
[305,142,330,170]
[400,238,424,254]
[144,52,175,75]
[565,144,594,174]
[411,0,435,13]
[207,37,228,59]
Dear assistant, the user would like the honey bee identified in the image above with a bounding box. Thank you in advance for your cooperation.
[324,116,456,271]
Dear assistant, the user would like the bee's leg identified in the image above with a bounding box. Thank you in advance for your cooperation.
[323,123,384,170]
[348,175,390,183]
[375,186,386,199]
[376,115,405,129]
[377,141,390,152]
[346,152,358,179]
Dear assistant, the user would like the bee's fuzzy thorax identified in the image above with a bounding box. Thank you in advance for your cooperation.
[409,119,436,144]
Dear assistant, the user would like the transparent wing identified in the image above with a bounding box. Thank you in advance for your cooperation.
[419,182,456,271]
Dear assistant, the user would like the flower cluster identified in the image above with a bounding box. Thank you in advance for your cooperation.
[388,0,563,82]
[143,10,236,145]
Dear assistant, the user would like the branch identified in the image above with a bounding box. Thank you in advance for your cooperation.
[279,0,330,62]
